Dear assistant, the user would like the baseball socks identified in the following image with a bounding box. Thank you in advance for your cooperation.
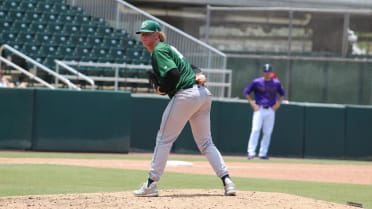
[147,178,155,187]
[221,174,237,196]
[221,174,232,186]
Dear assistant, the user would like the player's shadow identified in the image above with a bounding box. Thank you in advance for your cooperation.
[161,193,224,198]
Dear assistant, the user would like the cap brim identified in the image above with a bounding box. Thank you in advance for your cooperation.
[136,29,156,34]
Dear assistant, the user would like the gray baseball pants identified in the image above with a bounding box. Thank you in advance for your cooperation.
[148,84,229,181]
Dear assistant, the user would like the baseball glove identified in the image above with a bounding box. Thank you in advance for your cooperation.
[147,71,159,89]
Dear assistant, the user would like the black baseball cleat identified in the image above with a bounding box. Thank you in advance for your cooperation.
[259,156,269,160]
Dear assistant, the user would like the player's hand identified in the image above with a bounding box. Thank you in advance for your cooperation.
[156,87,167,95]
[272,103,280,111]
[252,104,260,111]
[195,73,207,85]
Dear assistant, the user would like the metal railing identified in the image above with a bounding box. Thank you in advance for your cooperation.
[66,0,227,70]
[0,56,55,89]
[55,60,96,89]
[0,44,80,90]
[59,61,232,97]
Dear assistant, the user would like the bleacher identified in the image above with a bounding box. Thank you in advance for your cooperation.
[0,0,151,89]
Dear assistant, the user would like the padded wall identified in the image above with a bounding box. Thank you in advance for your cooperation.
[31,89,131,153]
[345,106,372,159]
[0,88,34,149]
[270,103,305,157]
[303,104,346,158]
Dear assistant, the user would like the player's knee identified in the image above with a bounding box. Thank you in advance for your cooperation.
[197,139,213,154]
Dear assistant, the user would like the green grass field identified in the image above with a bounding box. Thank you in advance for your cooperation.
[1,151,371,208]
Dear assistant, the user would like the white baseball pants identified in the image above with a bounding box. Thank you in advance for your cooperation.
[247,107,275,157]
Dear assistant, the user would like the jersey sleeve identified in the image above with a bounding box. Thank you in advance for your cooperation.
[276,80,285,96]
[152,47,177,77]
[243,80,255,96]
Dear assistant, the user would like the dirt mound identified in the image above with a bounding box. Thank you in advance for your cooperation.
[0,190,356,209]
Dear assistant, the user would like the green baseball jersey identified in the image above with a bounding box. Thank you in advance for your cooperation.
[151,42,195,98]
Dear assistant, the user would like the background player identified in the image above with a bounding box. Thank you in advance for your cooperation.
[243,64,285,160]
[133,20,236,197]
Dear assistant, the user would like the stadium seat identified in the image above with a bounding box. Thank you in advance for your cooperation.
[56,45,75,59]
[6,10,25,20]
[18,1,37,11]
[51,3,68,13]
[36,2,54,11]
[3,0,19,10]
[102,37,121,49]
[11,20,29,32]
[51,34,69,45]
[23,11,42,22]
[67,34,86,46]
[34,33,53,45]
[21,43,41,55]
[42,13,59,23]
[63,23,80,34]
[28,22,47,33]
[1,20,13,32]
[46,24,64,34]
[74,15,92,25]
[96,26,114,36]
[0,11,7,20]
[80,24,97,34]
[84,36,103,47]
[108,48,126,62]
[1,32,18,44]
[16,32,35,44]
[57,14,76,24]
[39,45,58,57]
[73,46,92,59]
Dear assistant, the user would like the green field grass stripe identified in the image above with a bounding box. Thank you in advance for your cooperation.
[1,164,371,208]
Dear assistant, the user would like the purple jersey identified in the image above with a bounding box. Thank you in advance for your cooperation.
[243,77,285,107]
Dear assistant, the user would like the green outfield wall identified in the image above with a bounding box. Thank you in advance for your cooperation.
[0,88,131,153]
[130,95,372,160]
[1,89,371,160]
[0,88,34,150]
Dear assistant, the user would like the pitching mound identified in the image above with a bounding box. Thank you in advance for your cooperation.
[0,189,355,209]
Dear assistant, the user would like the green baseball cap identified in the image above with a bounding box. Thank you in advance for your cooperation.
[136,20,161,34]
